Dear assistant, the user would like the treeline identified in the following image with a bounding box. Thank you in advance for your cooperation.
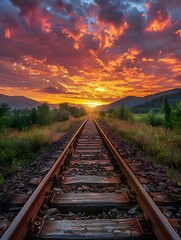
[0,102,87,131]
[131,91,181,114]
[99,98,181,132]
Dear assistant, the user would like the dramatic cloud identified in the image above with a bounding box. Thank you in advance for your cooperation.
[145,2,171,32]
[0,0,181,106]
[42,86,67,94]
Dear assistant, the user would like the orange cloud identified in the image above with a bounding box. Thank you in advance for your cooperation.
[74,42,80,49]
[62,17,87,41]
[41,18,52,33]
[5,28,11,39]
[104,22,128,48]
[145,10,171,32]
[1,1,181,106]
[93,19,128,48]
[175,29,181,38]
[142,58,154,62]
[158,56,178,65]
[23,55,47,64]
[47,65,68,76]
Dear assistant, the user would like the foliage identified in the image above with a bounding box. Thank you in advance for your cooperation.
[146,111,163,127]
[134,99,181,131]
[0,102,87,131]
[173,102,181,130]
[58,103,87,118]
[99,116,181,177]
[10,109,30,130]
[0,103,11,130]
[0,117,84,187]
[99,111,106,117]
[99,104,133,121]
[52,108,70,122]
[161,97,172,134]
[131,91,181,114]
[0,102,86,186]
[37,103,51,125]
[30,108,38,124]
[0,103,10,117]
[98,99,181,183]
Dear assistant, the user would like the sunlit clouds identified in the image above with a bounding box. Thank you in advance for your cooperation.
[0,0,181,106]
[145,2,171,32]
[5,27,11,39]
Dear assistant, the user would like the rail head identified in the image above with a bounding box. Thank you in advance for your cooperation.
[1,117,88,240]
[93,117,180,240]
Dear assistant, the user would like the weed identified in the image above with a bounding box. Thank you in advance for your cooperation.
[0,117,85,183]
[99,116,181,183]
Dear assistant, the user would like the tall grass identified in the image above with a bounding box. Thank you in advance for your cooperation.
[0,117,83,186]
[99,117,181,170]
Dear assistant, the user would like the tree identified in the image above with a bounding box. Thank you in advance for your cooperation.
[79,107,87,116]
[10,109,31,130]
[173,101,181,130]
[30,108,38,124]
[118,103,133,121]
[120,101,124,120]
[162,97,172,135]
[37,103,51,125]
[0,103,11,129]
[52,108,70,122]
[59,102,69,111]
[0,103,10,118]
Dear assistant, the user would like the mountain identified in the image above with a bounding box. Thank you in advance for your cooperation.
[0,94,40,109]
[95,88,181,112]
[131,90,181,113]
[96,96,143,112]
[0,94,87,110]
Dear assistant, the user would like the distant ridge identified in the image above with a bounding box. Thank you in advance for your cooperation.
[131,90,181,113]
[0,94,86,110]
[95,88,181,112]
[0,94,40,109]
[1,88,181,111]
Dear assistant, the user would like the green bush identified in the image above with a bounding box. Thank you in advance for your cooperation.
[30,134,50,152]
[0,140,15,167]
[146,111,163,127]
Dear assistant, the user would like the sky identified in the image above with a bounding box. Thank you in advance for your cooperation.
[0,0,181,107]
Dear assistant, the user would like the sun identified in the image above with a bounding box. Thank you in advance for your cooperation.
[84,101,102,108]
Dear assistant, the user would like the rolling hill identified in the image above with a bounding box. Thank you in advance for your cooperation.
[131,90,181,113]
[0,94,40,109]
[0,94,86,110]
[95,88,181,112]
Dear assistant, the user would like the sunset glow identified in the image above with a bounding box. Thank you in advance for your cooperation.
[0,0,181,106]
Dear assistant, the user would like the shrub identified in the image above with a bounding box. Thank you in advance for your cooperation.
[99,117,181,171]
[0,140,15,167]
[146,111,163,127]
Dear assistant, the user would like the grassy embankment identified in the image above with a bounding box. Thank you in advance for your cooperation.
[99,116,181,185]
[0,117,84,187]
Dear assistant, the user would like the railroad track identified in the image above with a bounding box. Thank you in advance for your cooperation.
[1,117,181,240]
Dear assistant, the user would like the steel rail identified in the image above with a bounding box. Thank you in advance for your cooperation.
[1,118,88,240]
[93,117,180,240]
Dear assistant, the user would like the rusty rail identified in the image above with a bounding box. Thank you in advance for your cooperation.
[1,118,88,240]
[93,117,180,240]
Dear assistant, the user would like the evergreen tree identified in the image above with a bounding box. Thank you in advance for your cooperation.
[0,103,11,129]
[162,97,172,135]
[173,101,181,129]
[30,108,38,124]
